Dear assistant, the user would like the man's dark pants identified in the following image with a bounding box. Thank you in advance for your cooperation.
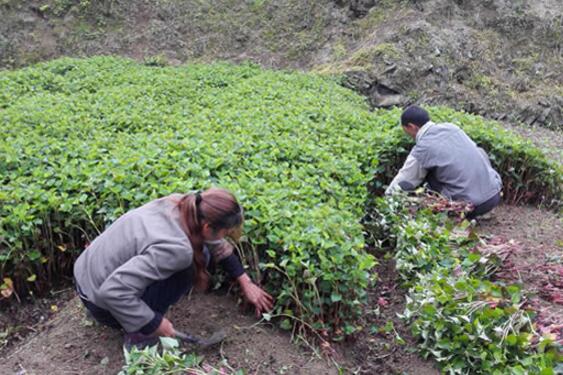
[399,175,502,219]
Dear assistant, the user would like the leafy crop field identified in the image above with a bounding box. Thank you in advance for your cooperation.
[0,56,386,338]
[0,57,561,372]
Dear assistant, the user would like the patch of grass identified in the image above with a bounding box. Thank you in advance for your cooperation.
[314,42,401,74]
[540,16,562,49]
[332,40,348,60]
[404,27,431,50]
[355,0,408,31]
[348,45,378,67]
[467,73,495,91]
[285,13,329,61]
[406,89,422,101]
[511,53,540,74]
[472,29,501,56]
[371,42,401,60]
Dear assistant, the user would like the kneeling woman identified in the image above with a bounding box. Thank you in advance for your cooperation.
[74,188,273,347]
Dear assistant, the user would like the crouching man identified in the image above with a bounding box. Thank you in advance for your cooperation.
[386,105,502,219]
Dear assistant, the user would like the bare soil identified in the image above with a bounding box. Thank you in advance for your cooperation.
[0,290,337,375]
[476,204,563,343]
[0,286,75,355]
[0,268,438,375]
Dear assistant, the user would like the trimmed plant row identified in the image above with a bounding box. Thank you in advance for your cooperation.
[0,57,561,340]
[367,195,561,374]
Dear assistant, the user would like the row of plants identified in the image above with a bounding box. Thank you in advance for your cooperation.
[1,56,561,342]
[0,56,383,338]
[366,193,561,374]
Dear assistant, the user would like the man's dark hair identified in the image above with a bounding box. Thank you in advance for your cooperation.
[401,105,430,127]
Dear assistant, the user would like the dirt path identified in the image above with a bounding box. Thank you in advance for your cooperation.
[0,292,337,375]
[335,256,439,375]
[476,204,562,343]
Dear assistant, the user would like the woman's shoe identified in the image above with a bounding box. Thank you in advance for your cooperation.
[123,332,159,350]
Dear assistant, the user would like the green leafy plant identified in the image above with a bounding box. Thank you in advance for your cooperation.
[120,337,243,375]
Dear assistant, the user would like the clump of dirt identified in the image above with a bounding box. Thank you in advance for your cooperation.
[477,204,563,343]
[0,290,337,374]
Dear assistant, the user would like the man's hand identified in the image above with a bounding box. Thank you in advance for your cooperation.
[154,317,175,337]
[237,273,274,317]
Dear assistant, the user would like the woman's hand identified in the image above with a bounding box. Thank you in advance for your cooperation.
[237,273,274,317]
[154,317,175,337]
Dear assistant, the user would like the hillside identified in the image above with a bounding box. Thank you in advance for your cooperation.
[1,0,562,130]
